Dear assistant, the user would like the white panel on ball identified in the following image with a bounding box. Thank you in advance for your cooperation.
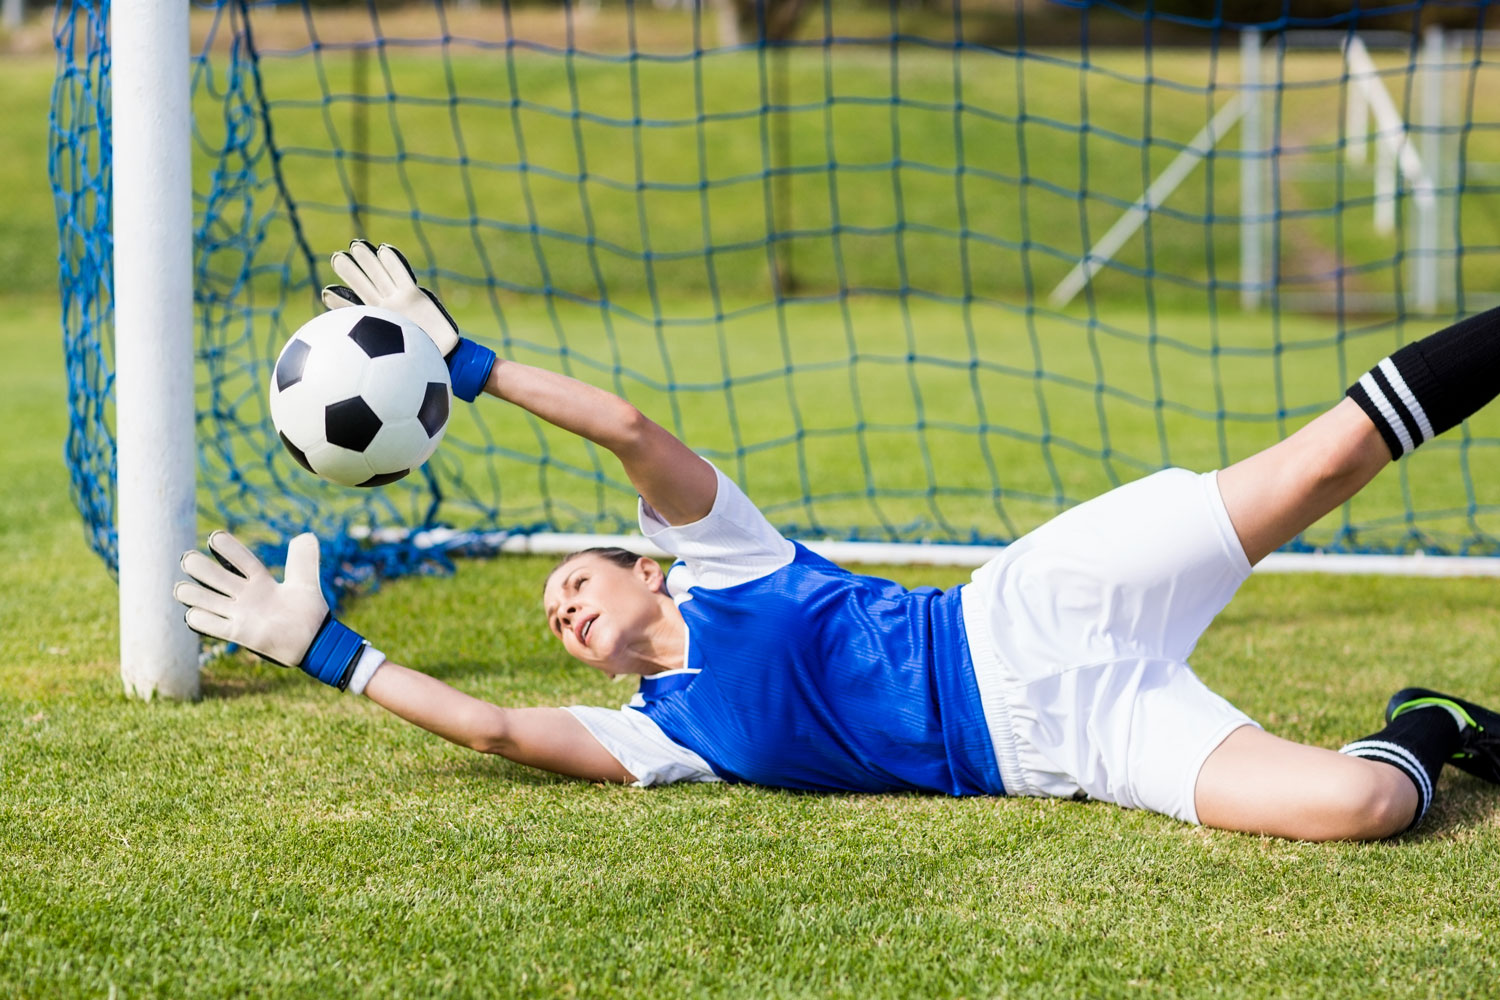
[304,442,376,487]
[301,322,376,400]
[369,419,437,473]
[360,348,443,416]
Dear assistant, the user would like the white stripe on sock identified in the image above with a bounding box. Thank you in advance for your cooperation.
[1358,372,1416,455]
[1340,739,1431,792]
[1350,748,1431,817]
[1377,357,1435,443]
[1339,739,1432,811]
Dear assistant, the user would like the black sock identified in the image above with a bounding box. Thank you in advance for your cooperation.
[1339,706,1463,830]
[1346,305,1500,459]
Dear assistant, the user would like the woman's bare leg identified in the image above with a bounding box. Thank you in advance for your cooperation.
[1216,398,1391,567]
[1204,403,1428,839]
[1195,726,1418,840]
[1220,303,1500,563]
[1196,312,1500,837]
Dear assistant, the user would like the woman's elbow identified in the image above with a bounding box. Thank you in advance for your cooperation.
[468,708,513,756]
[610,401,652,453]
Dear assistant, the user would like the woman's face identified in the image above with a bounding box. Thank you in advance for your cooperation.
[542,553,668,676]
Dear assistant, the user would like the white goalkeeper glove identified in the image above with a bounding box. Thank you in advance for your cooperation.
[173,531,385,693]
[322,239,497,402]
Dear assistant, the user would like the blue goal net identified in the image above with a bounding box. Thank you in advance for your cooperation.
[50,0,1500,596]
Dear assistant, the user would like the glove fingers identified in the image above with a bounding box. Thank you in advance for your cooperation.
[206,531,271,582]
[377,243,420,291]
[322,285,363,310]
[347,239,397,298]
[183,606,236,644]
[283,532,323,590]
[421,287,461,340]
[180,548,248,597]
[330,249,382,304]
[173,581,237,619]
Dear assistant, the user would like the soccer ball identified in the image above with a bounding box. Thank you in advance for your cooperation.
[269,306,452,487]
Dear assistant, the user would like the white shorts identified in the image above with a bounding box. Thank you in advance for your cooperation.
[962,468,1258,824]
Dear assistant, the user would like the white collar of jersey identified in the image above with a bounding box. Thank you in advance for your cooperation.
[625,663,701,709]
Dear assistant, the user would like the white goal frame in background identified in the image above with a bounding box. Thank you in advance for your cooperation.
[113,0,199,699]
[1052,27,1462,315]
[378,528,1500,578]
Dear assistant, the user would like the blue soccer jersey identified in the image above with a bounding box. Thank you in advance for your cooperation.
[565,466,1005,796]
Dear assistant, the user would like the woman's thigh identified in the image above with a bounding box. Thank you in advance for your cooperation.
[1216,398,1390,566]
[1194,725,1417,841]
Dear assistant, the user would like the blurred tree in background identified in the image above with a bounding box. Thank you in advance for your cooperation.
[714,0,811,43]
[279,1,1487,43]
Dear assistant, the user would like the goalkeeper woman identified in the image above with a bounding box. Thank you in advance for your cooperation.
[175,241,1500,842]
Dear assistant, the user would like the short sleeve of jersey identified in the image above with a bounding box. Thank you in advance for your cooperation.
[638,464,795,593]
[564,705,722,787]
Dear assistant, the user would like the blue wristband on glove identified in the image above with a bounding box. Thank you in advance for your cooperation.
[446,338,497,403]
[301,615,368,690]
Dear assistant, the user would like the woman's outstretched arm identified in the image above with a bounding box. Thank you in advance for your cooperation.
[483,359,717,527]
[363,662,634,783]
[172,529,635,784]
[323,239,717,527]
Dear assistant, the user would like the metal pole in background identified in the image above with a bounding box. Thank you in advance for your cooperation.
[1240,29,1264,310]
[1444,30,1462,306]
[1413,25,1447,312]
[352,43,369,231]
[771,42,797,294]
[113,0,199,699]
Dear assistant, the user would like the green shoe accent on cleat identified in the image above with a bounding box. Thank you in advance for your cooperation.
[1390,695,1480,730]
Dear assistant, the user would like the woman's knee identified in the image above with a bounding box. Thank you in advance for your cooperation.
[1218,402,1390,565]
[1316,761,1417,840]
[1296,401,1386,488]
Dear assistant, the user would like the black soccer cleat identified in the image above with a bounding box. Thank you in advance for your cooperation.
[1387,687,1500,785]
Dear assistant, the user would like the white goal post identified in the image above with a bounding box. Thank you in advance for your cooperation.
[112,0,199,699]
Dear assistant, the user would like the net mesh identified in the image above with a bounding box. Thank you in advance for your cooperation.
[50,0,1500,596]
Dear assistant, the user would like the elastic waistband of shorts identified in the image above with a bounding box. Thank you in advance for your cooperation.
[960,581,1029,797]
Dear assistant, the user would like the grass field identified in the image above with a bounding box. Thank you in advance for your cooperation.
[9,278,1500,998]
[8,18,1500,998]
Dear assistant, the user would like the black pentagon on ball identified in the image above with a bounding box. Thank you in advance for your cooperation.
[278,431,316,474]
[275,338,311,391]
[325,396,383,452]
[347,315,405,358]
[358,469,412,488]
[418,381,449,437]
